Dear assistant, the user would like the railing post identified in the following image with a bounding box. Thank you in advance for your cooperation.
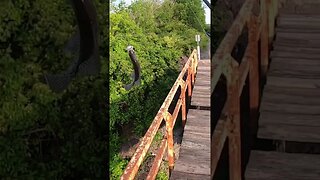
[194,50,198,74]
[165,112,175,174]
[226,61,241,180]
[187,66,192,97]
[191,57,195,84]
[180,81,187,127]
[248,15,260,135]
[261,0,269,80]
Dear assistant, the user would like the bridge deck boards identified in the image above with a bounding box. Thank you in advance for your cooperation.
[258,11,320,142]
[246,4,320,179]
[170,109,210,180]
[190,59,210,108]
[171,60,210,180]
[245,151,320,180]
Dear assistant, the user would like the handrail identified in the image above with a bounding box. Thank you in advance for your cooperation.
[210,0,279,179]
[121,49,199,180]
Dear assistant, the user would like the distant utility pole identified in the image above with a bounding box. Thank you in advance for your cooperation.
[195,34,201,61]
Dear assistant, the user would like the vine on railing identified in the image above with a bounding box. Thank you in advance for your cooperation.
[210,0,279,179]
[121,49,199,180]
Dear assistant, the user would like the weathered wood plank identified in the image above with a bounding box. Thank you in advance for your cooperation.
[191,92,210,97]
[173,147,210,175]
[183,110,210,135]
[191,64,211,107]
[270,51,320,60]
[276,31,320,40]
[182,130,210,140]
[272,44,320,53]
[278,14,320,20]
[279,3,320,15]
[276,26,320,33]
[274,38,320,48]
[268,64,320,79]
[191,97,210,107]
[193,86,209,91]
[170,171,210,180]
[277,18,320,28]
[271,57,320,66]
[195,76,210,81]
[171,108,210,178]
[259,111,320,126]
[260,101,320,115]
[262,92,320,106]
[266,76,320,89]
[262,86,320,105]
[245,151,320,180]
[258,122,320,142]
[187,109,210,117]
[195,80,210,85]
[263,85,319,97]
[268,68,320,79]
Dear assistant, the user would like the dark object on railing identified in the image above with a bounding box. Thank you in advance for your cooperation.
[202,0,212,10]
[45,0,100,93]
[123,45,141,90]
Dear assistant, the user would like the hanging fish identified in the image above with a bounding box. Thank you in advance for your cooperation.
[124,46,141,90]
[44,0,100,93]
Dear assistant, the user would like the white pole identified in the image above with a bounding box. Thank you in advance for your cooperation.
[195,34,201,61]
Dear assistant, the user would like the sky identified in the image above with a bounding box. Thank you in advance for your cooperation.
[113,0,211,24]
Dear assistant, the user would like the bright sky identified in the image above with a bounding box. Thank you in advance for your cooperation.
[113,0,211,24]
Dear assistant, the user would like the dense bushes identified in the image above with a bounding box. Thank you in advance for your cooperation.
[109,0,208,179]
[0,0,107,179]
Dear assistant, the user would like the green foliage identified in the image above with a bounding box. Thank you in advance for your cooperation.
[109,0,208,178]
[156,170,169,180]
[110,154,129,180]
[0,0,107,179]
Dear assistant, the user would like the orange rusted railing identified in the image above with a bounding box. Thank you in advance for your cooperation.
[121,49,199,180]
[211,0,281,179]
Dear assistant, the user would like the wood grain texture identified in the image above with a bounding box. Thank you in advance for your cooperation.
[245,150,320,180]
[272,44,320,53]
[170,171,210,180]
[191,59,210,108]
[258,123,320,142]
[262,86,320,105]
[171,109,210,178]
[270,51,320,60]
[266,76,320,88]
[275,26,320,33]
[246,6,320,178]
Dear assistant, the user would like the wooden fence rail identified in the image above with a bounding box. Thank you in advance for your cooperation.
[210,0,280,179]
[121,49,199,180]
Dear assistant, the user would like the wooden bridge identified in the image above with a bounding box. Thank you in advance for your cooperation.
[210,0,320,179]
[119,0,320,179]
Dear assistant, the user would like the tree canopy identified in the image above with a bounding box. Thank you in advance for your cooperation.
[109,0,208,179]
[0,0,107,179]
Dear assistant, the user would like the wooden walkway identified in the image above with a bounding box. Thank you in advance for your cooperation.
[246,3,320,179]
[170,59,211,179]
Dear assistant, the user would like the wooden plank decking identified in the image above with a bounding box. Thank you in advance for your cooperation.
[171,59,211,179]
[190,60,210,108]
[246,3,320,179]
[246,151,320,180]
